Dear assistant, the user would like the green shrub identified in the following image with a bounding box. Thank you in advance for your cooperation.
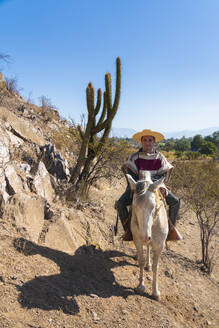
[175,150,184,159]
[175,137,191,152]
[200,141,217,156]
[185,151,201,160]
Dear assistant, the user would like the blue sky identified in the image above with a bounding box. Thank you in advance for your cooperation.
[1,0,219,134]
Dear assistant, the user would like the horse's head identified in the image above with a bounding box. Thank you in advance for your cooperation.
[126,173,165,243]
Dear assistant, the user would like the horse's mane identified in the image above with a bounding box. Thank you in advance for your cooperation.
[136,179,152,196]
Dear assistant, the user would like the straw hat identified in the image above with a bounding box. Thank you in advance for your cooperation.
[132,129,164,143]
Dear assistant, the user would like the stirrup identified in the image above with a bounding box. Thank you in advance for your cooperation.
[166,225,182,241]
[122,229,133,241]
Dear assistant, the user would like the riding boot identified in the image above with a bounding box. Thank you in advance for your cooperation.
[166,192,182,241]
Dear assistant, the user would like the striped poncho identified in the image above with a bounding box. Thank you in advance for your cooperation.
[125,150,173,181]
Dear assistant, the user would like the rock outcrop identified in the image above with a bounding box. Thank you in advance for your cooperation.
[39,143,70,181]
[0,106,46,146]
[0,93,108,256]
[33,161,55,202]
[3,192,46,243]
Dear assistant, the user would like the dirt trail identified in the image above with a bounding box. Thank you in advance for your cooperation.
[0,178,218,328]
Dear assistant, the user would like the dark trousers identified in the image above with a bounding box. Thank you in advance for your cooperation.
[116,188,180,231]
[166,191,180,226]
[115,187,133,231]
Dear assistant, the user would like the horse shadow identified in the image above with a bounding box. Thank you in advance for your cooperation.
[164,249,201,271]
[13,238,136,315]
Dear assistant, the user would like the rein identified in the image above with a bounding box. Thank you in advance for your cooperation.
[151,189,168,224]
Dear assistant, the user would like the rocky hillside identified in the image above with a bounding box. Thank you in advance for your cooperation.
[0,82,218,328]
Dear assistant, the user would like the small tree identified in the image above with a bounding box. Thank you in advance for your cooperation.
[175,137,191,152]
[169,160,219,273]
[191,134,203,150]
[212,131,219,147]
[4,76,21,95]
[204,131,219,150]
[78,138,131,195]
[162,138,176,151]
[39,95,57,111]
[70,57,121,195]
[0,53,10,68]
[199,141,217,156]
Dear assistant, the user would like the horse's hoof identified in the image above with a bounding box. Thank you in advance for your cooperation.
[135,285,145,293]
[145,265,152,272]
[152,292,161,301]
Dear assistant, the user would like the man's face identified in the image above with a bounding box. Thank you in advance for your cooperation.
[141,135,155,153]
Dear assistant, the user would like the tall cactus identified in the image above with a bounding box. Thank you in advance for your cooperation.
[70,57,121,190]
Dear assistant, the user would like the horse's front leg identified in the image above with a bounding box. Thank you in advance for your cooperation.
[133,237,145,293]
[145,244,152,271]
[152,249,162,301]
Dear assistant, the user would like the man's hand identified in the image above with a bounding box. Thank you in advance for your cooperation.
[159,187,167,198]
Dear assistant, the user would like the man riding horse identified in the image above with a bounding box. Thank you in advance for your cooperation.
[115,129,181,241]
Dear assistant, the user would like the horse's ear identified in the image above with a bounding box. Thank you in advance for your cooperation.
[148,177,165,191]
[126,174,136,191]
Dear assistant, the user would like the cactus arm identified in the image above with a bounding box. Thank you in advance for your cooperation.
[86,83,94,114]
[105,73,112,110]
[96,91,107,127]
[94,88,102,116]
[92,58,121,134]
[112,57,121,112]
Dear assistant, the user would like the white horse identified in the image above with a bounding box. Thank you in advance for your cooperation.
[126,171,168,301]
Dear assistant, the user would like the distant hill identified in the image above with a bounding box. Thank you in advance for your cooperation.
[111,127,219,139]
[164,127,219,139]
[110,128,137,138]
